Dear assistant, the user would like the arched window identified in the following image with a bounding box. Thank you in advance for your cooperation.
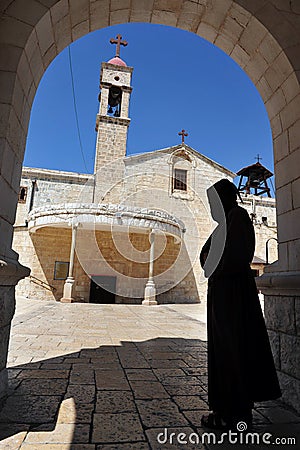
[107,86,122,117]
[18,187,27,203]
[169,149,195,199]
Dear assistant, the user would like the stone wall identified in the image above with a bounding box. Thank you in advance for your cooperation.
[265,295,300,413]
[13,227,72,301]
[0,286,15,402]
[123,147,278,302]
[240,195,278,263]
[15,167,93,227]
[75,229,199,304]
[14,225,199,304]
[94,118,129,178]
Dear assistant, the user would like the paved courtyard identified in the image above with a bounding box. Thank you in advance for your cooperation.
[0,297,299,449]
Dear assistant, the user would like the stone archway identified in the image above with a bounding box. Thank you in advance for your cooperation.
[0,0,299,411]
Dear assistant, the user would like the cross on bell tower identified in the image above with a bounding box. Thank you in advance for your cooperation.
[110,34,128,58]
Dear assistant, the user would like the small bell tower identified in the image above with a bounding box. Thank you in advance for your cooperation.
[237,155,273,197]
[94,35,133,173]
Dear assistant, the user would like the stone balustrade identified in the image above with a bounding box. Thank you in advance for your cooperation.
[27,203,185,238]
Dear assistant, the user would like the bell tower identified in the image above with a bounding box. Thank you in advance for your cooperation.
[94,35,133,174]
[237,155,273,197]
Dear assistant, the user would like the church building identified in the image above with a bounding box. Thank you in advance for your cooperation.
[12,36,278,305]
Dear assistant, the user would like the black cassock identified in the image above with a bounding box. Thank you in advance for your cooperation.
[200,205,281,421]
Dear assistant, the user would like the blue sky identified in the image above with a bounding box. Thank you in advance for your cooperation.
[24,23,274,191]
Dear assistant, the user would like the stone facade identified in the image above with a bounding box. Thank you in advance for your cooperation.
[238,195,278,264]
[14,167,94,228]
[13,143,278,305]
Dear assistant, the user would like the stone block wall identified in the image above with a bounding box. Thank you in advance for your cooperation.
[15,168,93,226]
[124,146,235,199]
[101,62,132,86]
[13,227,72,301]
[123,147,278,302]
[157,269,201,304]
[14,225,200,304]
[240,196,278,263]
[94,118,129,177]
[0,286,15,401]
[265,295,300,413]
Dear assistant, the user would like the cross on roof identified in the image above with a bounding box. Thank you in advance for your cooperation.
[110,34,128,58]
[178,129,188,144]
[255,154,262,163]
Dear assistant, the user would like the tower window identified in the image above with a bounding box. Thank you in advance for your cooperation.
[18,186,27,203]
[107,86,122,117]
[173,169,187,191]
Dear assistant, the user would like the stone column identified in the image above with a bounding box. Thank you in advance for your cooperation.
[256,271,300,414]
[99,87,109,116]
[0,258,29,402]
[143,230,157,306]
[256,172,300,415]
[120,90,130,118]
[60,223,78,303]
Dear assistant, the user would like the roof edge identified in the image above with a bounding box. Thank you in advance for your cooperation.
[125,144,236,178]
[21,166,93,179]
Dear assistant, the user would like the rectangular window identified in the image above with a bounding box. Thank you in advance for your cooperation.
[173,169,187,191]
[54,261,69,280]
[18,186,28,203]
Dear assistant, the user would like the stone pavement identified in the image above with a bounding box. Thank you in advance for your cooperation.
[0,297,299,449]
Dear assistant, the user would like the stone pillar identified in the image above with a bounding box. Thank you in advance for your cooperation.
[257,271,300,414]
[99,87,109,116]
[143,230,157,306]
[120,90,130,118]
[60,224,78,303]
[256,162,300,414]
[0,258,29,402]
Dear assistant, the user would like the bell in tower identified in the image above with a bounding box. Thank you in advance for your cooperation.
[237,155,273,197]
[107,85,122,117]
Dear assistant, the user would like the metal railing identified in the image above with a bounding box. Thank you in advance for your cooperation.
[29,275,57,292]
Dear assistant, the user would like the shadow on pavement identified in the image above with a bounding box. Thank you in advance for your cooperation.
[0,337,299,449]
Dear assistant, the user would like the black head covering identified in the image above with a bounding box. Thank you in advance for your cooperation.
[210,179,238,216]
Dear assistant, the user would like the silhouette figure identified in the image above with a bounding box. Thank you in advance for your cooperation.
[200,179,281,430]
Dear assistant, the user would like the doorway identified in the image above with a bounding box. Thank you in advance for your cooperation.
[89,276,116,304]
